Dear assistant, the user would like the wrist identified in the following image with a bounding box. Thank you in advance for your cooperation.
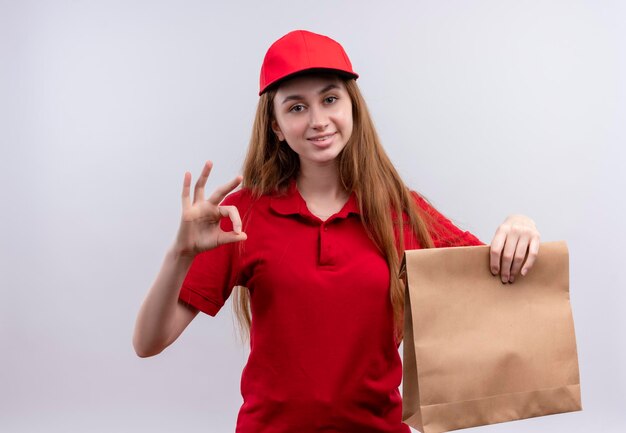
[167,244,197,265]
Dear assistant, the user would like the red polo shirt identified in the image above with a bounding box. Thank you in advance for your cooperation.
[179,179,483,433]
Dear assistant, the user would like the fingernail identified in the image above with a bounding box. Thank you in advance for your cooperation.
[491,267,498,275]
[510,276,515,283]
[521,269,527,276]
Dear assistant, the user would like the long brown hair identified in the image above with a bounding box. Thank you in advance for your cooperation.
[232,77,435,347]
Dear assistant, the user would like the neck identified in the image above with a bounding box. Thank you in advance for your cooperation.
[296,160,347,201]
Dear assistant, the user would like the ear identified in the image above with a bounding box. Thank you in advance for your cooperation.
[271,119,285,142]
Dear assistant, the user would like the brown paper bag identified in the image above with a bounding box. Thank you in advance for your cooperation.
[400,241,581,433]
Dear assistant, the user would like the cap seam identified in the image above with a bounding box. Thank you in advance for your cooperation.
[300,31,311,67]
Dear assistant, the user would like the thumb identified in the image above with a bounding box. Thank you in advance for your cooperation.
[217,231,247,246]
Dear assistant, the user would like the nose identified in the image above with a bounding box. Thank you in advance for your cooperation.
[308,105,329,130]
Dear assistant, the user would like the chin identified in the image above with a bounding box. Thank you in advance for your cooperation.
[311,152,344,165]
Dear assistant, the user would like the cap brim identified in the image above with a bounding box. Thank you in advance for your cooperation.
[259,68,359,95]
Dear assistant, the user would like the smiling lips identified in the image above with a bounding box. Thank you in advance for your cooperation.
[307,132,336,146]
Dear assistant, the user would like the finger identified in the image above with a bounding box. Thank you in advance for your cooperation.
[520,236,541,276]
[218,205,243,234]
[489,228,507,275]
[193,161,213,204]
[509,237,530,283]
[182,172,192,210]
[500,233,520,284]
[208,175,243,206]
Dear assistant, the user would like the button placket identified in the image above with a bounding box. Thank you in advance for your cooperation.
[318,223,333,266]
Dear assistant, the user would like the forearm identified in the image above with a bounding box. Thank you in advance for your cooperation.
[133,245,195,357]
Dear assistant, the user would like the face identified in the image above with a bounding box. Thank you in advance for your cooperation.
[271,74,353,169]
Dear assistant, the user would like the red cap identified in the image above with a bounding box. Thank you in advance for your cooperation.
[259,30,359,95]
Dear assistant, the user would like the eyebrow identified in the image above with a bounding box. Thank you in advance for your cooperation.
[281,84,340,105]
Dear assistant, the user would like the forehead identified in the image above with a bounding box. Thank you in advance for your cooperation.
[275,74,346,97]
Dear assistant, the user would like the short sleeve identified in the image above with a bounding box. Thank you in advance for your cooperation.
[178,190,249,317]
[411,192,485,248]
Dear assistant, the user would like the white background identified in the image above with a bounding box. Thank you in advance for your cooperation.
[1,1,624,432]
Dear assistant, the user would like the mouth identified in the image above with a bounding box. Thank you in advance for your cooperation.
[307,132,336,145]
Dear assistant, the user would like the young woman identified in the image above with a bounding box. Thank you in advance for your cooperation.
[133,30,541,433]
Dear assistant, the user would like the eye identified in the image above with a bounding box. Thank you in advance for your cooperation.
[289,104,305,113]
[324,96,338,104]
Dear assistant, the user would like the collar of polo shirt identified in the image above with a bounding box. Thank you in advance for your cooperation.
[269,178,360,220]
